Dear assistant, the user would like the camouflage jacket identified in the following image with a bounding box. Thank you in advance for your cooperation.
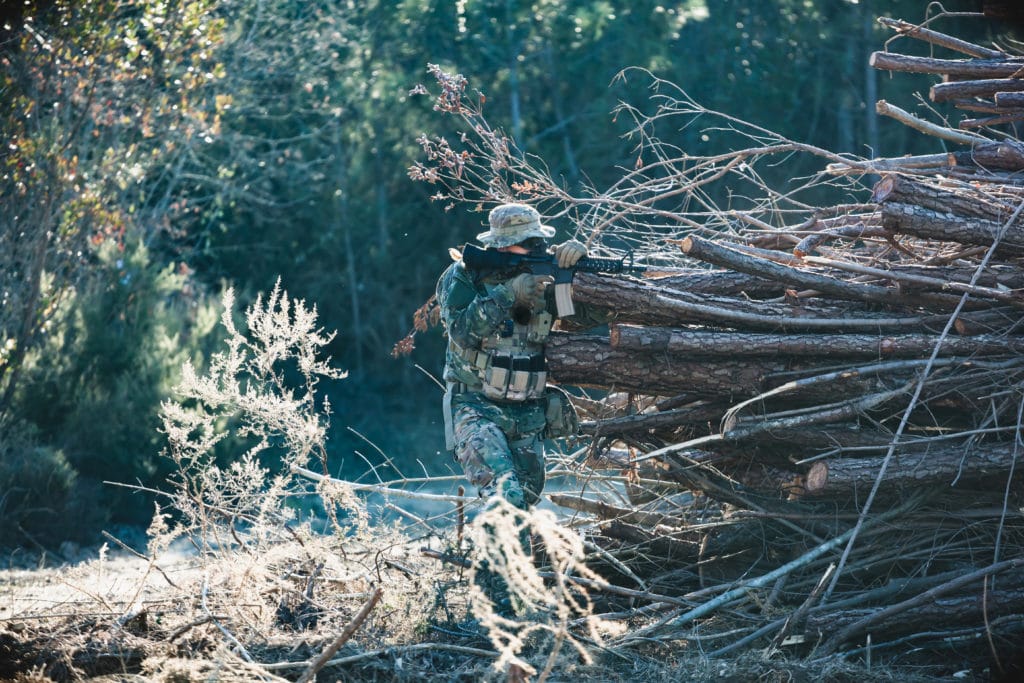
[435,256,606,390]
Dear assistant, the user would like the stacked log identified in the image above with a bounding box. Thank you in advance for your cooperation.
[871,17,1024,130]
[543,15,1024,663]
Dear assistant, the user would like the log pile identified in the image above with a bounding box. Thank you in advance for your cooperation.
[544,15,1024,664]
[871,16,1024,131]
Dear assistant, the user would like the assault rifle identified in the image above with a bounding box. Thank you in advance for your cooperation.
[461,242,647,317]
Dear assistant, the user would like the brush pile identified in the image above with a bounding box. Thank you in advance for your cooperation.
[540,14,1024,664]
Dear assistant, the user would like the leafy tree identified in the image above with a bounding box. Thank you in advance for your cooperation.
[0,0,225,539]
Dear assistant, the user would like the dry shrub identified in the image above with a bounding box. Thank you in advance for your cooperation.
[158,281,349,554]
[467,498,626,679]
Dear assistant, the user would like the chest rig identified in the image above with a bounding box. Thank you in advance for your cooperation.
[457,270,554,402]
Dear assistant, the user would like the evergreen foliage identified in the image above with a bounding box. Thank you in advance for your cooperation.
[0,419,94,546]
[14,241,220,527]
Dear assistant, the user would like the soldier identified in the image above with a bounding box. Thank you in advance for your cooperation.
[436,203,589,513]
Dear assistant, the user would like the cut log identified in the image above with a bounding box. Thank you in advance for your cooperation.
[876,18,1004,59]
[549,493,688,528]
[646,269,785,299]
[804,587,1024,643]
[609,324,1024,358]
[931,78,1024,103]
[570,273,946,332]
[793,224,891,258]
[950,141,1024,170]
[875,100,988,147]
[878,202,1024,255]
[994,91,1024,107]
[677,235,963,310]
[738,425,934,454]
[960,112,1024,129]
[599,518,762,568]
[546,333,788,397]
[579,401,726,436]
[869,51,1024,79]
[884,262,1024,290]
[871,174,1021,222]
[802,442,1021,498]
[798,255,1024,307]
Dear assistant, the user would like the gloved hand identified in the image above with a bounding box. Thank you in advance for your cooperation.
[509,272,553,308]
[553,239,587,268]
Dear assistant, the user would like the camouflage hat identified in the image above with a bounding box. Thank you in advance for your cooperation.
[477,203,555,247]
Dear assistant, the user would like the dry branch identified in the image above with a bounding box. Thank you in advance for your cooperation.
[296,586,383,683]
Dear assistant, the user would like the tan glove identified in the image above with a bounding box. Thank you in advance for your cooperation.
[552,239,587,268]
[509,272,553,308]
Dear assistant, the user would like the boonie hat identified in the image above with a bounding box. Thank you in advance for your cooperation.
[477,203,556,247]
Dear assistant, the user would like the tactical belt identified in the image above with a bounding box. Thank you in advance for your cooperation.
[451,343,547,402]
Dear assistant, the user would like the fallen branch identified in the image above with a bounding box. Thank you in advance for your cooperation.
[291,465,475,504]
[875,99,989,146]
[296,586,383,683]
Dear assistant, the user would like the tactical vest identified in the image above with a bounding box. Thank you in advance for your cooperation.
[453,309,553,402]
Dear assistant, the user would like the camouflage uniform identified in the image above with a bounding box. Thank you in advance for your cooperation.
[437,204,586,510]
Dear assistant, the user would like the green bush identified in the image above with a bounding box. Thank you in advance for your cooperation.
[0,420,106,547]
[12,240,220,533]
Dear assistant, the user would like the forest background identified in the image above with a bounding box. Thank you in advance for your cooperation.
[0,0,1010,549]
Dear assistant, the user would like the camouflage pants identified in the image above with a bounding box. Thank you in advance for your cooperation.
[449,391,547,510]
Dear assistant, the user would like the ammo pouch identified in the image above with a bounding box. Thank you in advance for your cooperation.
[543,385,579,439]
[482,351,547,402]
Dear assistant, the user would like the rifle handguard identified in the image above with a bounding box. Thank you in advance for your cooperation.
[461,243,645,319]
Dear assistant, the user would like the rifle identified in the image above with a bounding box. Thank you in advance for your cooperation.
[461,242,647,317]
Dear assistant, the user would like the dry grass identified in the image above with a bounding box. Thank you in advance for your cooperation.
[0,510,972,683]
